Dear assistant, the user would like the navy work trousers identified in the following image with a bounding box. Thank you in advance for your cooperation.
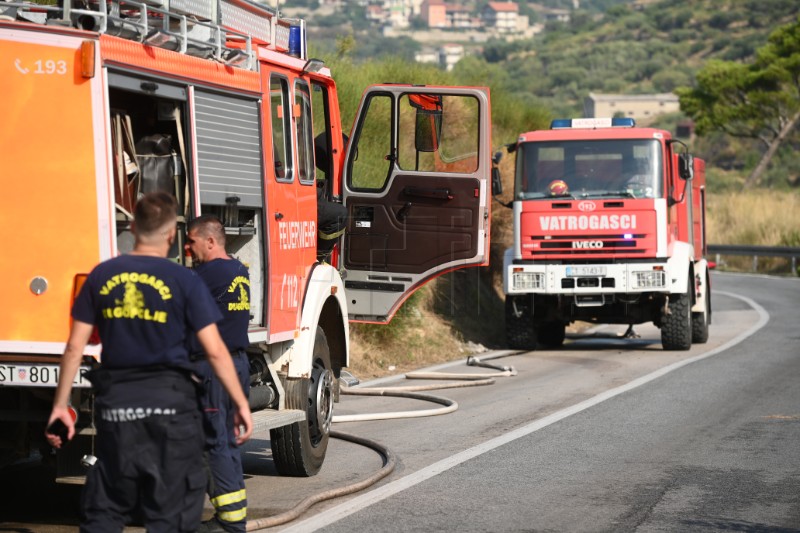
[194,351,250,532]
[80,367,205,533]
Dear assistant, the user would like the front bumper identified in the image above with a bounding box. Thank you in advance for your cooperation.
[504,261,672,296]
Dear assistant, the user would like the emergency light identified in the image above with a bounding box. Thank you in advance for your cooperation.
[288,26,302,57]
[550,117,636,129]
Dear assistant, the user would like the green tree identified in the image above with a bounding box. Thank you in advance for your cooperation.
[677,17,800,188]
[651,68,691,92]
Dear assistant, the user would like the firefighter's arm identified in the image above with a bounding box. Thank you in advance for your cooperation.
[46,320,93,448]
[196,323,253,444]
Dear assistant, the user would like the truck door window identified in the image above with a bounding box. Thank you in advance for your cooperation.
[295,80,315,185]
[311,81,332,182]
[270,74,293,183]
[398,93,479,173]
[348,93,392,191]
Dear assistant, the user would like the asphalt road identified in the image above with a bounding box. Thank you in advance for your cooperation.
[1,272,798,532]
[281,272,800,532]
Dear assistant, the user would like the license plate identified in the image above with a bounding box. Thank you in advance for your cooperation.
[566,266,607,277]
[0,364,91,388]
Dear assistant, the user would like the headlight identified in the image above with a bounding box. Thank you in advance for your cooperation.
[632,270,666,289]
[513,271,544,290]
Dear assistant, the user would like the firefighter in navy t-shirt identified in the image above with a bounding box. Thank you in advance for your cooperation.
[185,214,251,533]
[45,192,253,533]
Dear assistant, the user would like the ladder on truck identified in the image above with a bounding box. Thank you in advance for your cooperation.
[0,0,307,69]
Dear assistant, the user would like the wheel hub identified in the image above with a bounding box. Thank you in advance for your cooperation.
[308,366,334,445]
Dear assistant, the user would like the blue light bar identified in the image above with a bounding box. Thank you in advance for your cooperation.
[550,119,572,129]
[611,117,636,127]
[550,117,637,129]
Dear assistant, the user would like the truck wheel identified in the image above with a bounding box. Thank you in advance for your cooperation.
[661,287,692,351]
[692,280,710,344]
[537,321,565,348]
[505,297,537,350]
[271,327,334,476]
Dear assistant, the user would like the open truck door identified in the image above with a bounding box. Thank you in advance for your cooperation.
[341,86,491,322]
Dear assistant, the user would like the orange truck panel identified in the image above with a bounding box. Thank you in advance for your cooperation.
[1,35,104,348]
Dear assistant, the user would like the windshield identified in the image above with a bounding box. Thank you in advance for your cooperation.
[514,139,663,200]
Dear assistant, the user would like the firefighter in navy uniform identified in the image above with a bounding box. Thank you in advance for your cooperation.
[45,192,253,533]
[185,214,251,533]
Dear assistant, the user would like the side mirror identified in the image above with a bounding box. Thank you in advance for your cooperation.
[492,166,503,196]
[678,153,694,181]
[491,150,504,196]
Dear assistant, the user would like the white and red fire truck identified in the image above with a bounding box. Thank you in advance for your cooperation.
[500,117,710,351]
[0,0,492,480]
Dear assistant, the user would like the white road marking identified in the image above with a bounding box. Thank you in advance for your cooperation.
[280,291,768,532]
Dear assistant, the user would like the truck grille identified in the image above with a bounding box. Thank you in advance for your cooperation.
[525,233,649,257]
[538,235,644,250]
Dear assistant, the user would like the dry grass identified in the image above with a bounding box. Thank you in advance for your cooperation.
[707,190,800,245]
[347,285,476,380]
[707,190,800,274]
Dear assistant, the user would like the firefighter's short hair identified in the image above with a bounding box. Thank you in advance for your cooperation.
[187,214,226,246]
[134,192,178,236]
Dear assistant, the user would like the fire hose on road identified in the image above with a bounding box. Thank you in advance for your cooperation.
[246,350,520,531]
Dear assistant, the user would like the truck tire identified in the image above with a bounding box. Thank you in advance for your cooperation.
[505,296,537,350]
[271,327,334,476]
[661,287,692,351]
[537,321,565,348]
[692,279,710,344]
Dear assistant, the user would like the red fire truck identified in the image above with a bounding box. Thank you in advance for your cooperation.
[500,117,710,351]
[0,0,492,481]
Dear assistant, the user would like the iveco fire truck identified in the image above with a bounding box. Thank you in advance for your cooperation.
[500,117,709,351]
[0,0,492,481]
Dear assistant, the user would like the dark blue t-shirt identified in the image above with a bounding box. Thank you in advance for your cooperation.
[189,258,251,353]
[72,255,222,369]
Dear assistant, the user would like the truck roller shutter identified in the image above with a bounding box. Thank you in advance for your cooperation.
[194,91,263,208]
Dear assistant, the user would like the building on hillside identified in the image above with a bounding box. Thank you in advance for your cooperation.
[448,4,476,27]
[421,0,447,27]
[415,48,440,64]
[414,43,465,71]
[439,43,464,70]
[420,0,477,28]
[366,3,388,24]
[675,120,695,139]
[384,0,411,28]
[482,2,518,33]
[408,0,426,16]
[584,93,680,120]
[363,0,414,28]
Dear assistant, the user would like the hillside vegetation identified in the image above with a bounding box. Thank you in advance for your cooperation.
[480,0,799,113]
[315,0,800,189]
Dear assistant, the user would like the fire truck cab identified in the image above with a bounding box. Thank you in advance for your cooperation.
[0,0,492,480]
[500,117,710,351]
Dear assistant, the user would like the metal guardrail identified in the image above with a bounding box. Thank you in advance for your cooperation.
[708,244,800,276]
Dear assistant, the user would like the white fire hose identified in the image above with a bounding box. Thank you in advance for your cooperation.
[246,350,520,531]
